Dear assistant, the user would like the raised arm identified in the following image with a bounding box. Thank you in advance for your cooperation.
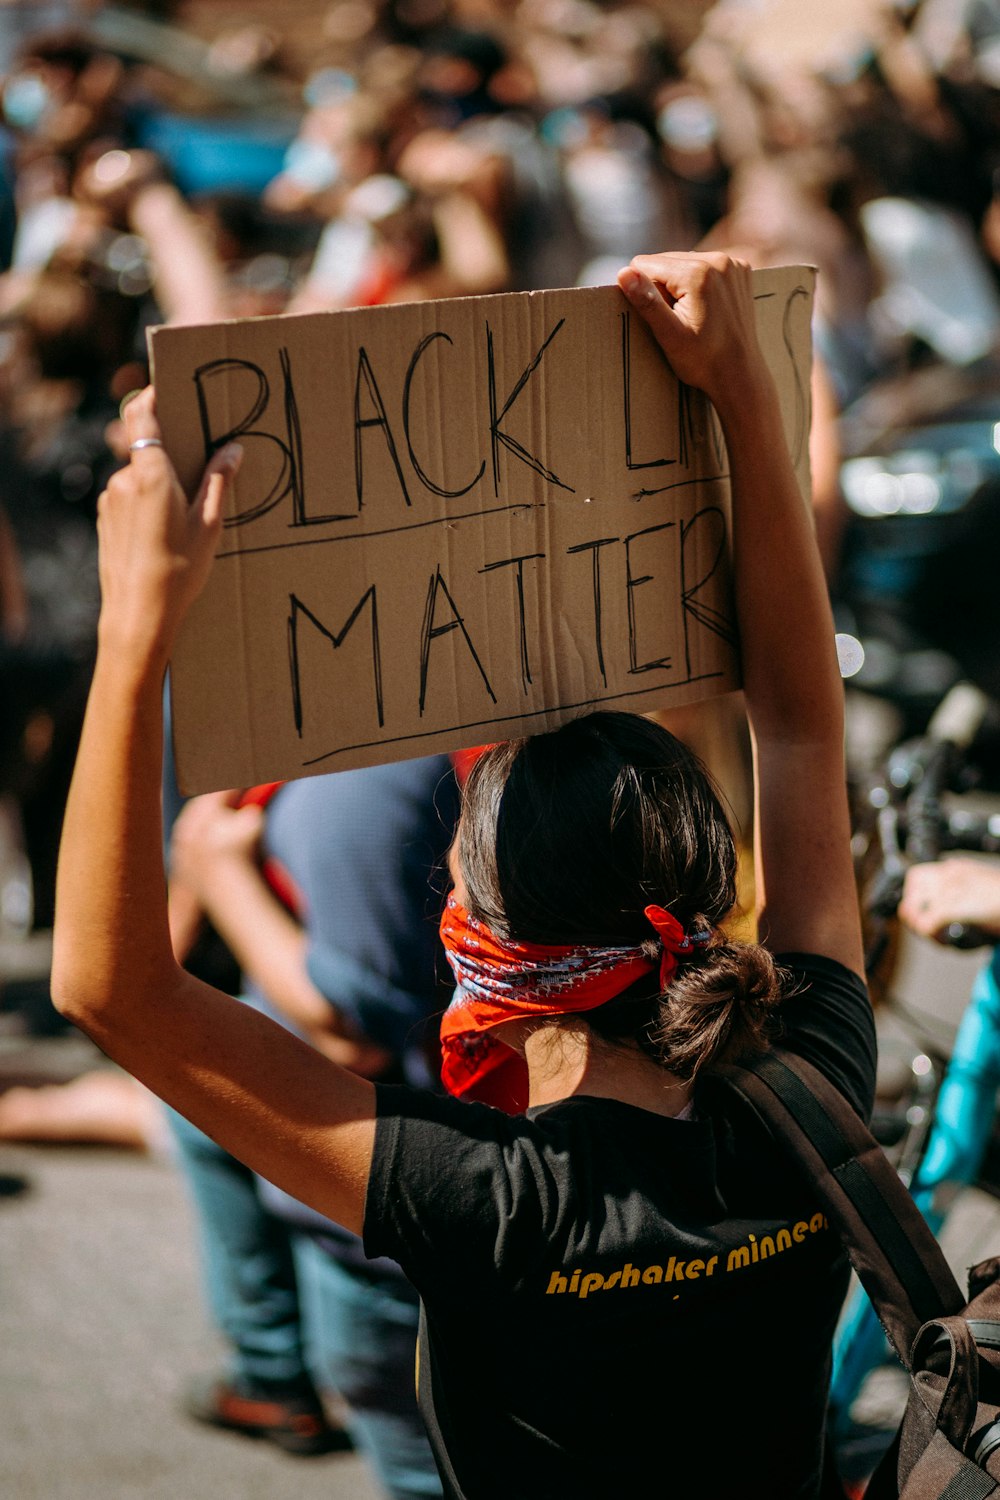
[50,390,376,1233]
[169,791,395,1076]
[76,150,229,326]
[618,253,863,976]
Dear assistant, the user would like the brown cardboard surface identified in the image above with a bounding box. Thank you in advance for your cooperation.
[151,268,814,794]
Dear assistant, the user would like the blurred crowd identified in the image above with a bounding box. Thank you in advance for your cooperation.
[1,0,1000,936]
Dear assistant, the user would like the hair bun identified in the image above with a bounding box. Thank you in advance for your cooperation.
[652,940,783,1081]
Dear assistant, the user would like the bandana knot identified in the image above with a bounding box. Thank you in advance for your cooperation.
[643,904,712,987]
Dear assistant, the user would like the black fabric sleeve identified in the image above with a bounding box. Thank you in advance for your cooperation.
[362,1085,549,1302]
[773,952,877,1123]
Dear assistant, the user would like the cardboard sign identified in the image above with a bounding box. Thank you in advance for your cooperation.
[151,267,814,794]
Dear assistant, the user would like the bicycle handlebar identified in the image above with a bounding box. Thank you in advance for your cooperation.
[861,798,995,950]
[904,740,951,865]
[859,687,999,958]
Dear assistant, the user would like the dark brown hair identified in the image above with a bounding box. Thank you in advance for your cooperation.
[458,711,782,1079]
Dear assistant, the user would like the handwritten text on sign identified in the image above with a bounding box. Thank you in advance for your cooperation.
[151,269,814,793]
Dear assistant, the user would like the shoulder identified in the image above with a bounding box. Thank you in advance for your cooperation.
[364,1085,567,1290]
[271,755,457,824]
[370,1083,548,1179]
[268,755,457,885]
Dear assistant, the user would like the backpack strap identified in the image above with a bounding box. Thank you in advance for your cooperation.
[937,1468,999,1499]
[718,1048,965,1366]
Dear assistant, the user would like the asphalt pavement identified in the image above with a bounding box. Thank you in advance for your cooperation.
[0,1028,380,1500]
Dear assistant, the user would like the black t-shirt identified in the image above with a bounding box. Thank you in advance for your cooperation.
[364,953,875,1499]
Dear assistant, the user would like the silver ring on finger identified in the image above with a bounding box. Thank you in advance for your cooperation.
[129,438,165,452]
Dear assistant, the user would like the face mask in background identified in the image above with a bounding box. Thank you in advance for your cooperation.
[3,73,54,133]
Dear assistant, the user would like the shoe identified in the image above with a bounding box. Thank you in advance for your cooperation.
[183,1373,353,1456]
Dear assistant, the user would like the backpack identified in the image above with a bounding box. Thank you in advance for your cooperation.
[723,1049,1000,1498]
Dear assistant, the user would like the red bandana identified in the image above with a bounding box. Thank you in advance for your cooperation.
[439,897,702,1113]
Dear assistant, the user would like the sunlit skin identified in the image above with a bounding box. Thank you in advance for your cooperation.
[900,857,1000,943]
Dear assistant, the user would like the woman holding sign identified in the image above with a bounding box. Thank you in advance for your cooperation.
[52,254,869,1498]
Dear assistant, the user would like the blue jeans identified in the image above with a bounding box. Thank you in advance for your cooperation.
[293,1239,442,1498]
[168,1107,307,1387]
[168,1110,442,1499]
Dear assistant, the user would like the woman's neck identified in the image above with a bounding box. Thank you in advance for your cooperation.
[521,1023,695,1118]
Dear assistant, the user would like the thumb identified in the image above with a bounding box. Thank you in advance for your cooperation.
[193,443,243,531]
[617,267,690,363]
